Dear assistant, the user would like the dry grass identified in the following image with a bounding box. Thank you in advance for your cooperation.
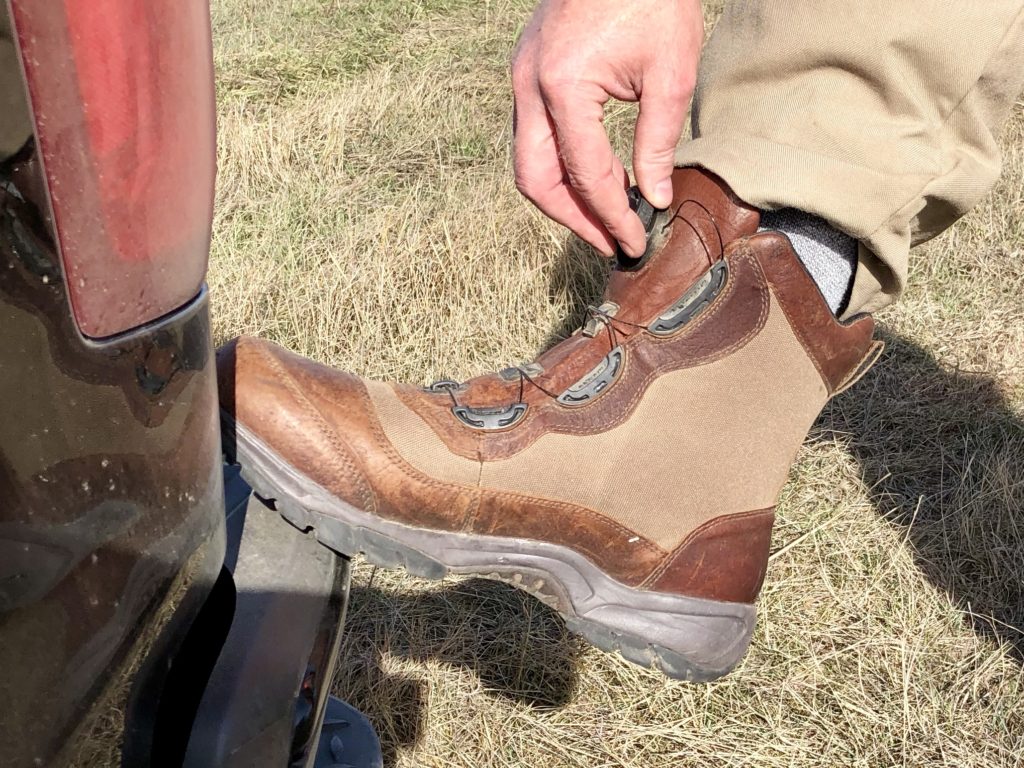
[208,1,1024,766]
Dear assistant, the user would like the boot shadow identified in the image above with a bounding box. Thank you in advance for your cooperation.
[540,236,610,349]
[817,329,1024,657]
[334,576,581,766]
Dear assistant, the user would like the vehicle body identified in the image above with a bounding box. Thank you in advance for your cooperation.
[0,2,376,765]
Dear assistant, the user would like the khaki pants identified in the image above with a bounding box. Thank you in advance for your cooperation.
[678,1,1024,316]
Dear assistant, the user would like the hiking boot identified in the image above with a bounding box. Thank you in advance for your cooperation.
[218,168,883,680]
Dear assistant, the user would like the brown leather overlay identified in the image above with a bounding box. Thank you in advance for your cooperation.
[606,167,760,328]
[645,508,775,603]
[222,336,672,588]
[832,339,885,396]
[470,490,668,587]
[222,335,788,600]
[223,337,476,531]
[746,232,877,394]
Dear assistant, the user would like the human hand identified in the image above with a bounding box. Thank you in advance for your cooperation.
[511,0,703,257]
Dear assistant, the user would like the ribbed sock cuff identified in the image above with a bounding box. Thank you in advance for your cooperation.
[759,209,857,315]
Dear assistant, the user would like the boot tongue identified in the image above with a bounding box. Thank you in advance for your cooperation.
[603,168,760,326]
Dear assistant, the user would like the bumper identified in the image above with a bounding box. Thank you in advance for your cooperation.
[182,465,380,768]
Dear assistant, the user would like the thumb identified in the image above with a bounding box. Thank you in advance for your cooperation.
[633,77,689,209]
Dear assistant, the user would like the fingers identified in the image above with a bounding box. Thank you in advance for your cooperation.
[509,0,703,255]
[633,74,692,209]
[541,79,647,257]
[513,97,619,255]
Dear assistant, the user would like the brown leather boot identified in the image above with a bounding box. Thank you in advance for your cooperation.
[218,168,883,680]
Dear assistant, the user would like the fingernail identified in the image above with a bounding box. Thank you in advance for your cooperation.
[653,179,673,208]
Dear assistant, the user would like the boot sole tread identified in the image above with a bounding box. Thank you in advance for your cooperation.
[223,414,755,681]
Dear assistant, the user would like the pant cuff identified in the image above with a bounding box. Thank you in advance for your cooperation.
[675,134,921,316]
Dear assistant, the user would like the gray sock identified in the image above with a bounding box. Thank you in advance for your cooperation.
[759,209,857,315]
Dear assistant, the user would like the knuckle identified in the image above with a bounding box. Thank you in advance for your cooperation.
[566,167,613,198]
[637,145,677,166]
[536,66,577,103]
[513,172,542,202]
[564,167,598,193]
[514,177,534,200]
[670,69,697,99]
[663,80,692,105]
[646,69,696,109]
[602,210,630,236]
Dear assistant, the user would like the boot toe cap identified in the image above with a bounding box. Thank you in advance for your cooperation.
[216,335,379,511]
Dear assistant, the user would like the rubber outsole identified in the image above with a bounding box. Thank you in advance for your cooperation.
[223,415,756,681]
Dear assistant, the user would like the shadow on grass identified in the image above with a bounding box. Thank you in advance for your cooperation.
[817,329,1024,658]
[540,238,611,348]
[334,577,581,766]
